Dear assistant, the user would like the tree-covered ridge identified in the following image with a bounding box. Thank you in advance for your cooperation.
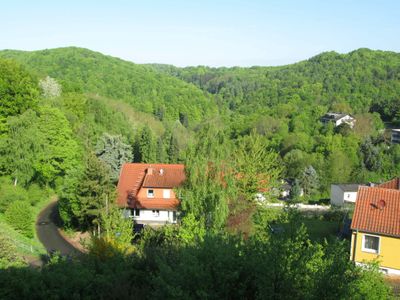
[149,48,400,120]
[0,47,217,126]
[149,49,400,193]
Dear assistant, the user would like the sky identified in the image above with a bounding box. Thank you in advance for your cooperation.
[1,0,399,67]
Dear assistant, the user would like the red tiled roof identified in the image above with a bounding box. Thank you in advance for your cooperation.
[116,163,185,209]
[378,177,400,190]
[143,166,185,188]
[351,186,400,237]
[135,198,180,210]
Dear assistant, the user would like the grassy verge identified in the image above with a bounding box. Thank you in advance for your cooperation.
[0,195,56,259]
[301,219,340,241]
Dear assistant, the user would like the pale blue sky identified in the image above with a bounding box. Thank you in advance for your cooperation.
[1,0,399,66]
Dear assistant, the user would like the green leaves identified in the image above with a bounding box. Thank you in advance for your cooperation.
[0,59,39,123]
[4,201,33,238]
[0,106,81,187]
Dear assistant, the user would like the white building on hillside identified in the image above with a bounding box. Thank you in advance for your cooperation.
[330,184,360,206]
[321,113,356,128]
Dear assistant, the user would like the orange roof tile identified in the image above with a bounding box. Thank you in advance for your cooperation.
[378,177,400,190]
[351,186,400,237]
[116,163,185,209]
[143,166,185,188]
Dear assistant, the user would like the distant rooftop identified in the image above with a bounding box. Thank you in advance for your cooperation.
[334,183,361,192]
[321,112,351,122]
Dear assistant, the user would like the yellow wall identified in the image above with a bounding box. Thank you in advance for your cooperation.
[351,231,400,270]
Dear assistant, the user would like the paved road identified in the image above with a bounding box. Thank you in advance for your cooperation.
[36,201,80,256]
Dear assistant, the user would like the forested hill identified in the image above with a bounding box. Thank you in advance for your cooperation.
[148,49,400,121]
[0,47,217,124]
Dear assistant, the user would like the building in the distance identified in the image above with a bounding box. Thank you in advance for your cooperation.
[116,163,185,226]
[391,129,400,145]
[321,113,356,128]
[330,184,361,206]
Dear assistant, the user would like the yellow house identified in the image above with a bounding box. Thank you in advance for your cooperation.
[350,184,400,275]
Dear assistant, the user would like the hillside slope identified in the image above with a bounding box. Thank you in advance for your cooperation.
[0,47,218,126]
[149,49,400,121]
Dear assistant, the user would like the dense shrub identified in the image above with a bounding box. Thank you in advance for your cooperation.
[0,177,28,213]
[4,201,33,238]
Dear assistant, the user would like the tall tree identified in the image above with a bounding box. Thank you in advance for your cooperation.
[135,125,157,163]
[234,132,283,202]
[60,153,113,230]
[299,165,320,196]
[95,133,133,181]
[0,110,39,186]
[0,59,39,132]
[39,76,62,98]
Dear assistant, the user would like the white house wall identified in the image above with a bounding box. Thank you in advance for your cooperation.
[131,209,177,224]
[331,185,344,206]
[343,191,357,203]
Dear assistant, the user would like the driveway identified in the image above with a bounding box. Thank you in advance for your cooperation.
[36,201,80,256]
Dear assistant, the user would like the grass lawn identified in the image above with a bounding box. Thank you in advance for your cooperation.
[281,219,340,241]
[301,219,340,241]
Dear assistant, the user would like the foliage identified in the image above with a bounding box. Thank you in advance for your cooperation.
[59,153,113,229]
[289,179,302,203]
[0,233,26,269]
[300,165,320,196]
[0,58,39,132]
[1,220,393,299]
[234,132,283,201]
[95,133,133,181]
[4,201,33,238]
[39,76,62,98]
[0,47,218,125]
[134,125,157,163]
[180,125,234,231]
[0,107,81,187]
[0,177,29,212]
[99,205,134,252]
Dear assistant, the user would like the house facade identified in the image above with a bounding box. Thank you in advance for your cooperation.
[321,113,355,128]
[391,129,400,145]
[330,184,360,206]
[350,181,400,275]
[116,163,185,226]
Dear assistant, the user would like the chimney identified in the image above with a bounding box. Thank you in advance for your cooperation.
[159,168,164,176]
[378,199,386,210]
[147,167,153,175]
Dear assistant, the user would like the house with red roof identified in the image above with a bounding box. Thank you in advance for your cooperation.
[116,163,185,226]
[350,178,400,275]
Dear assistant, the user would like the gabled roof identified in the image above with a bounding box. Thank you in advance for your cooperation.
[143,166,185,188]
[334,184,360,192]
[378,177,400,190]
[321,112,352,122]
[116,163,185,209]
[351,186,400,237]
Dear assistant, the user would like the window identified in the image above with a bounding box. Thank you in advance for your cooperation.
[152,210,160,217]
[173,211,177,222]
[362,234,380,253]
[147,189,155,198]
[134,209,140,217]
[163,189,170,199]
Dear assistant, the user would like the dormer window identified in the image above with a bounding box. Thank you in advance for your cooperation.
[147,189,155,198]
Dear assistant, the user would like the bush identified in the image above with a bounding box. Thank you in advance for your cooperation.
[323,207,347,222]
[0,233,26,268]
[4,201,33,238]
[27,183,49,206]
[0,177,28,213]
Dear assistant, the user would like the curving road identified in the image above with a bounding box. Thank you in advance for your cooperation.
[36,201,80,256]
